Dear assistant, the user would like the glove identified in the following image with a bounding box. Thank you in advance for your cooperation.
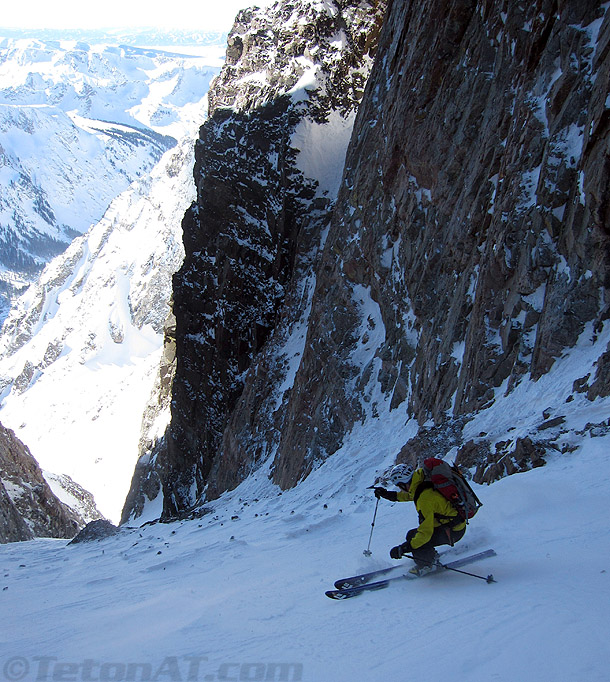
[390,545,403,560]
[374,488,397,501]
[389,541,412,560]
[401,540,412,555]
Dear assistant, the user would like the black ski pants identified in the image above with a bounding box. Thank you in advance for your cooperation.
[406,525,466,567]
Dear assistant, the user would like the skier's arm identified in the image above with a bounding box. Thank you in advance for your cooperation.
[396,490,413,502]
[374,488,398,501]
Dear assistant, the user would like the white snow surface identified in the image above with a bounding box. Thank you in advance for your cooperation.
[1,332,610,681]
[292,110,355,197]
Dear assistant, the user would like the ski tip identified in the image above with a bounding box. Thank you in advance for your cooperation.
[326,590,352,600]
[486,574,496,583]
[334,577,366,590]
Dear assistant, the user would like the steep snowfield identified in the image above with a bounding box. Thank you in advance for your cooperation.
[1,346,609,681]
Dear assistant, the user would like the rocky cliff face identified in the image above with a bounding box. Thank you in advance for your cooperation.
[271,0,610,485]
[124,0,610,522]
[123,0,386,521]
[164,0,386,517]
[0,423,96,543]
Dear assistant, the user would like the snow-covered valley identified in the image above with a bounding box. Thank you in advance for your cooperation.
[0,37,223,315]
[0,139,192,522]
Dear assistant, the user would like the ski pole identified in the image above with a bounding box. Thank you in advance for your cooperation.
[363,497,379,557]
[405,554,496,583]
[438,562,496,583]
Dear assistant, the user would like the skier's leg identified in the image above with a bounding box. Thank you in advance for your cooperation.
[405,529,437,567]
[407,526,466,567]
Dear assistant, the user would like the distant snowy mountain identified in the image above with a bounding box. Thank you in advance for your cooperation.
[0,28,227,47]
[0,36,223,523]
[0,37,221,319]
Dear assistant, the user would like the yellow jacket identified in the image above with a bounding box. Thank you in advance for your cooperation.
[396,469,467,549]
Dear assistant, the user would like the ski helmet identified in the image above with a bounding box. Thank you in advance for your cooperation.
[388,463,414,487]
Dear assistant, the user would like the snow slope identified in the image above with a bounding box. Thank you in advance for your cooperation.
[1,351,609,681]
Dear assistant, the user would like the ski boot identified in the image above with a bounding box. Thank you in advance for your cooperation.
[408,551,440,576]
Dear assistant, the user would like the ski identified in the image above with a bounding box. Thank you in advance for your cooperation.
[333,548,495,590]
[333,549,452,590]
[333,564,406,591]
[326,549,496,600]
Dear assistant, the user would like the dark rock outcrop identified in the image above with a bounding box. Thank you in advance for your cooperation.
[0,423,86,542]
[0,479,34,543]
[123,0,387,520]
[68,519,119,544]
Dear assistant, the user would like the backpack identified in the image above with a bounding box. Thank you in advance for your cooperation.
[421,457,482,522]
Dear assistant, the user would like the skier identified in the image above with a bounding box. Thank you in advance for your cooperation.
[374,463,467,575]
